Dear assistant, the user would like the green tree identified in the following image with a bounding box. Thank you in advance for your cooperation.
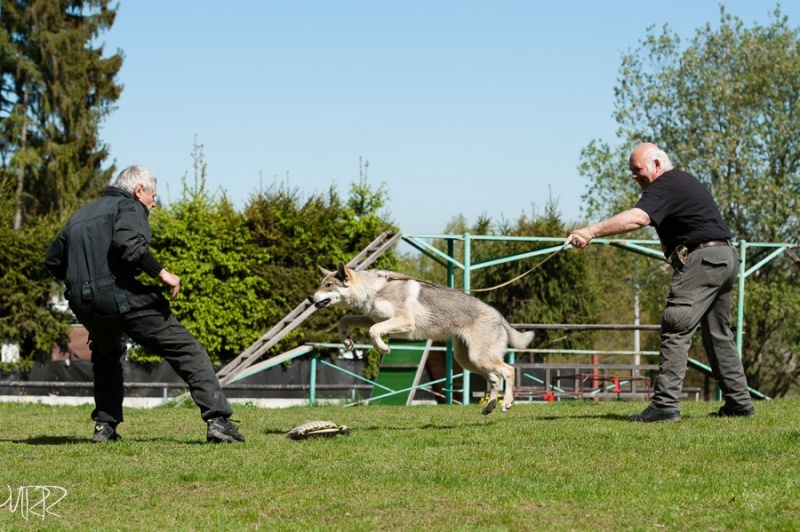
[578,6,800,396]
[140,148,401,366]
[244,159,399,355]
[0,0,122,228]
[143,144,275,365]
[0,211,68,368]
[469,203,597,358]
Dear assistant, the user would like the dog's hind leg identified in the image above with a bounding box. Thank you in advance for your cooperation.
[499,363,515,413]
[484,363,516,414]
[452,338,498,415]
[482,371,501,415]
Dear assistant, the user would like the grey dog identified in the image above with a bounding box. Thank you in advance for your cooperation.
[309,262,534,414]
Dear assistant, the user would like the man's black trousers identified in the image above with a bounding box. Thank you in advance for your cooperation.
[73,305,234,425]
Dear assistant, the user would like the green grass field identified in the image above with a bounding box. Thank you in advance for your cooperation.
[1,398,798,530]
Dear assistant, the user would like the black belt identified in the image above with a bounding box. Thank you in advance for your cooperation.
[688,240,730,253]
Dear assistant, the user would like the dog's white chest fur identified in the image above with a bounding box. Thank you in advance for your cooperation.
[370,280,420,320]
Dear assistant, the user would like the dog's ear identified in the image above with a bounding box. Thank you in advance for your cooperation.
[336,261,349,284]
[319,265,332,277]
[336,261,355,286]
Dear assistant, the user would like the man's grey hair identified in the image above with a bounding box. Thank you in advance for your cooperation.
[113,165,157,194]
[642,145,675,172]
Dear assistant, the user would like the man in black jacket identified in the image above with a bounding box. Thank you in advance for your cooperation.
[564,143,754,422]
[46,165,245,443]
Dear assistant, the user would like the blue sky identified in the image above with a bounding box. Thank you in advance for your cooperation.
[100,1,799,235]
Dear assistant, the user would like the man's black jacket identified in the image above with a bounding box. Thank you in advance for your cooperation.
[45,187,166,317]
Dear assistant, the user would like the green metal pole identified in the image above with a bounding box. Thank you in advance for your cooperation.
[736,240,746,355]
[445,239,455,405]
[722,239,748,402]
[462,233,471,405]
[309,350,318,406]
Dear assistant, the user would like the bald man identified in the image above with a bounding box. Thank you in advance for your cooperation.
[565,143,754,422]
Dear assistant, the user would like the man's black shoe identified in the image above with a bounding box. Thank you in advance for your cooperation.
[628,405,681,423]
[206,417,245,443]
[91,422,122,443]
[708,405,755,417]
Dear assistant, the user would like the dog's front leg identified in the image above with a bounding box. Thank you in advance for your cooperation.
[338,315,375,351]
[368,314,415,355]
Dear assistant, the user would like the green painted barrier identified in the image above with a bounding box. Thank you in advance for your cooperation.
[369,340,428,405]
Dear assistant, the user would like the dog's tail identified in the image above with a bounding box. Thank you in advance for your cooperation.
[503,321,535,349]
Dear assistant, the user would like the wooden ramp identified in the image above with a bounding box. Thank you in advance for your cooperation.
[217,232,403,386]
[224,345,316,384]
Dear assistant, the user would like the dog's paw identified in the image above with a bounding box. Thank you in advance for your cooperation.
[342,338,354,351]
[376,344,391,355]
[501,400,514,413]
[481,398,497,415]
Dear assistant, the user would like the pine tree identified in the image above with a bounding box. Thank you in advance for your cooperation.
[0,0,122,228]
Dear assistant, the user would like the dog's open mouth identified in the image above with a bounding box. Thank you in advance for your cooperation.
[314,298,331,308]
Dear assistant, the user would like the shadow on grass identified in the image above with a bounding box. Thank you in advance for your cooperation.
[6,435,86,445]
[6,435,213,445]
[511,413,637,422]
[533,412,702,422]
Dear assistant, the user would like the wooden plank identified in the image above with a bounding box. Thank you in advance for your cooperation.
[226,345,315,384]
[406,340,433,405]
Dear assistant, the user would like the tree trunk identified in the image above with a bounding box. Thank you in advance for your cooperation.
[13,83,29,231]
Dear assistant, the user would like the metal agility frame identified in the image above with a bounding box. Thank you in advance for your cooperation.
[221,233,798,405]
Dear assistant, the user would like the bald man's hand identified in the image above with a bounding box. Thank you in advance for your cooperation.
[564,229,593,249]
